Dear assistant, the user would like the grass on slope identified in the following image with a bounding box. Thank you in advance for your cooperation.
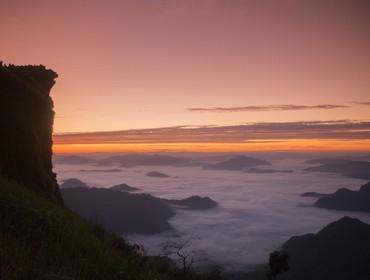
[0,176,221,280]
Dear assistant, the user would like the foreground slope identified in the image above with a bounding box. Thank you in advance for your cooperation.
[0,176,176,280]
[283,217,370,280]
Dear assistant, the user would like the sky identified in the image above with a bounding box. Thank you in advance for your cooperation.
[1,0,370,152]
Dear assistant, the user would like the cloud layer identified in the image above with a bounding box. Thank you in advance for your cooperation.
[53,120,370,145]
[54,159,370,272]
[187,104,349,113]
[355,101,370,106]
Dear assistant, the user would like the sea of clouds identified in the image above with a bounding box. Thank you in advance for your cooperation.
[54,154,370,273]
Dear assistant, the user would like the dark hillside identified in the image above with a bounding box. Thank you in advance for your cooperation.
[0,176,181,279]
[283,217,370,280]
[61,187,174,235]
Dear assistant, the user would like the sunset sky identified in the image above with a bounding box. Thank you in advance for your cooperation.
[1,0,370,152]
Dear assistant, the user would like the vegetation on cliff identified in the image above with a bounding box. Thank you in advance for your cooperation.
[0,176,222,280]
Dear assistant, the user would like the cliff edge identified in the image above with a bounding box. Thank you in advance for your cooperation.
[0,63,62,203]
[0,63,223,280]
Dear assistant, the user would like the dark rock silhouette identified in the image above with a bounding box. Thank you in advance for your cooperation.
[98,154,193,167]
[163,196,218,210]
[245,168,293,174]
[60,178,217,235]
[0,64,61,203]
[204,156,271,171]
[243,217,370,280]
[109,183,140,192]
[305,160,370,180]
[282,217,370,280]
[60,178,89,189]
[53,155,96,164]
[300,192,329,198]
[61,187,174,235]
[314,182,370,212]
[147,171,170,178]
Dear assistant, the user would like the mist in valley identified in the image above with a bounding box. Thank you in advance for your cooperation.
[54,152,370,273]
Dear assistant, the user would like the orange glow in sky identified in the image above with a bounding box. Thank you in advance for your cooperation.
[52,139,370,154]
[1,0,370,152]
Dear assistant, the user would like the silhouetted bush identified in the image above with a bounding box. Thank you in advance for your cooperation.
[267,250,289,280]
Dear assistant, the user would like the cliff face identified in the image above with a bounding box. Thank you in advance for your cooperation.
[0,63,62,204]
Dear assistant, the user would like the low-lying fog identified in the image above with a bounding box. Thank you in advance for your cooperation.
[54,153,370,273]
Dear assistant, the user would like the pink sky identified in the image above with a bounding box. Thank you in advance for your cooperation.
[1,0,370,151]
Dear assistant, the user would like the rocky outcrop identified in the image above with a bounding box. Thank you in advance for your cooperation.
[314,182,370,212]
[60,178,89,189]
[110,183,140,192]
[146,171,170,178]
[163,196,218,210]
[0,63,62,203]
[300,192,329,198]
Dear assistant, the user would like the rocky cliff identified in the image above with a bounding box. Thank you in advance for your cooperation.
[0,63,62,203]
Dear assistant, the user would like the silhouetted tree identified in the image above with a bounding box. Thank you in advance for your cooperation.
[267,250,289,280]
[161,238,195,275]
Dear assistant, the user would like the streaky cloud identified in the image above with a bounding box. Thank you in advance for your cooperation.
[187,104,349,113]
[354,101,370,106]
[53,120,370,144]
